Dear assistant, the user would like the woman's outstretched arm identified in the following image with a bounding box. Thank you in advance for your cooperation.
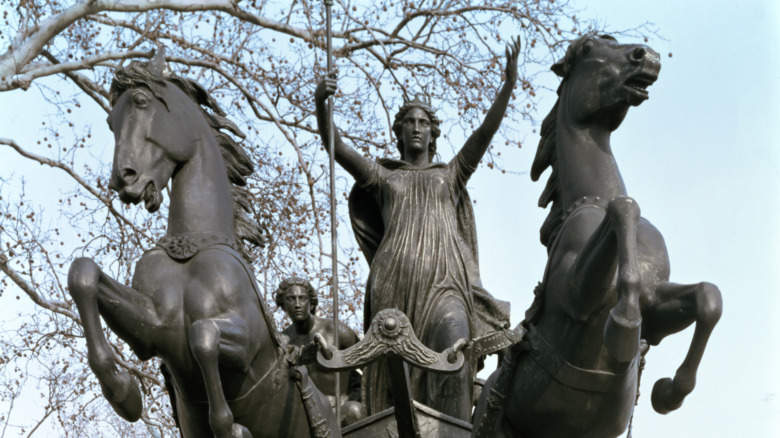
[315,74,373,180]
[458,37,521,168]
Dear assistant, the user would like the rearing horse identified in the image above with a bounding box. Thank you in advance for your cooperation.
[67,53,338,438]
[473,35,722,437]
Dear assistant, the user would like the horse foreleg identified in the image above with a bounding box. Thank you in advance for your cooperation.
[68,257,143,421]
[189,315,254,438]
[566,208,619,317]
[568,197,642,361]
[602,197,643,362]
[643,282,722,414]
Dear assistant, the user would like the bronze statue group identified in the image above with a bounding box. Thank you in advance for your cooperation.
[67,32,721,438]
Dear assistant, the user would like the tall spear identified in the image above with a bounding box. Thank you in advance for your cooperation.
[324,0,341,424]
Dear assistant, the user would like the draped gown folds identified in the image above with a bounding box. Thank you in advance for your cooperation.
[349,152,510,418]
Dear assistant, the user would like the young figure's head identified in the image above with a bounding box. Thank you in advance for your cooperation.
[392,97,441,162]
[275,276,318,323]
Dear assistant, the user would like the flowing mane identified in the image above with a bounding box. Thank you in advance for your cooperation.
[530,99,562,249]
[110,60,265,259]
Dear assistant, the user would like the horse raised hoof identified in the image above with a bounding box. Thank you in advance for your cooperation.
[99,370,143,422]
[650,377,685,414]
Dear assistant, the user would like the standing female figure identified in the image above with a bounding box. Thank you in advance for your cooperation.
[314,38,520,421]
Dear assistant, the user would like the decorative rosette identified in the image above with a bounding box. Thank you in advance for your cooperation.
[167,235,199,260]
[373,308,410,345]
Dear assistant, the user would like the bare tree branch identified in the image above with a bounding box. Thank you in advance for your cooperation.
[0,138,150,240]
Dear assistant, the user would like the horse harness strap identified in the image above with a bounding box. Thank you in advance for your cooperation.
[157,232,239,260]
[526,324,637,394]
[469,325,526,359]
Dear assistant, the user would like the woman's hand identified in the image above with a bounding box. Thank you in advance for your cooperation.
[505,36,521,84]
[315,72,338,104]
[458,36,522,168]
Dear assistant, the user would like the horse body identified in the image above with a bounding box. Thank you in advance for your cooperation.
[68,57,336,438]
[474,35,722,438]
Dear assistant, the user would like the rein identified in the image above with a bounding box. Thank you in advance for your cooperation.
[526,324,637,394]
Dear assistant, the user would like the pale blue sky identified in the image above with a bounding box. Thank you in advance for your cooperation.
[1,0,778,436]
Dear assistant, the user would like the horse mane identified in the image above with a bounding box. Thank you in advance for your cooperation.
[110,61,266,260]
[530,99,562,249]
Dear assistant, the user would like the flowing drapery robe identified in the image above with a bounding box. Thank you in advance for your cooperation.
[349,154,510,414]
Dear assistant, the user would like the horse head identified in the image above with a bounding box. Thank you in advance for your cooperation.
[106,54,210,213]
[553,34,661,131]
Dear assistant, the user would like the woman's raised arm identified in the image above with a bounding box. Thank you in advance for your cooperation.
[458,37,521,168]
[315,74,374,180]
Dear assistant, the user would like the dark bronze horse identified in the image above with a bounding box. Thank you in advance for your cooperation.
[67,53,338,438]
[473,35,722,437]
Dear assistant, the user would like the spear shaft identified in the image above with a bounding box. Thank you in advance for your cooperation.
[324,0,341,425]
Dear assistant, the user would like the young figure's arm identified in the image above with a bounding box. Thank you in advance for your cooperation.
[457,37,521,168]
[338,323,361,350]
[315,74,374,180]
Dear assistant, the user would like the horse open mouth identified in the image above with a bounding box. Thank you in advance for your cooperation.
[624,74,656,100]
[142,181,162,212]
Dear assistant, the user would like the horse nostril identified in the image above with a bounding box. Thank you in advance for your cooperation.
[630,47,647,63]
[121,168,138,183]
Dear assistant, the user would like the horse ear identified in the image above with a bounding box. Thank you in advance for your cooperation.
[150,44,167,77]
[551,59,565,77]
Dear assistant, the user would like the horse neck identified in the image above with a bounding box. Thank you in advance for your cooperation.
[555,102,628,209]
[167,131,235,237]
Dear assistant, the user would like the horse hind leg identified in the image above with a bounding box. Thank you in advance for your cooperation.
[644,282,723,414]
[189,317,253,438]
[67,257,143,421]
[602,197,644,363]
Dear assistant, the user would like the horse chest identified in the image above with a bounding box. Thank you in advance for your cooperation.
[133,253,189,324]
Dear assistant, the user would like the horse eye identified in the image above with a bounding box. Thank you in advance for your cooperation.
[132,90,150,107]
